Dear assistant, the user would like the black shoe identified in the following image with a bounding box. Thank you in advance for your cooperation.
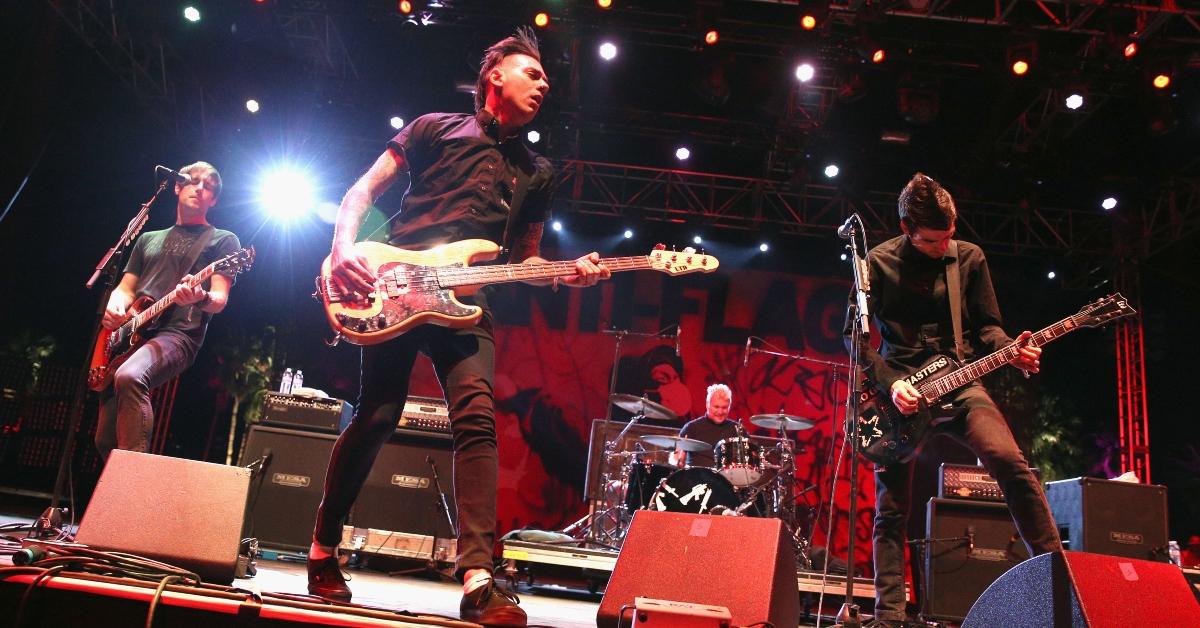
[460,578,527,627]
[307,555,352,602]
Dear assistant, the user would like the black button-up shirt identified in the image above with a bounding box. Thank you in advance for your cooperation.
[844,234,1012,392]
[386,111,554,254]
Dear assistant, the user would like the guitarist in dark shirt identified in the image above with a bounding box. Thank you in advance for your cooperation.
[95,161,240,459]
[305,29,608,626]
[845,173,1061,627]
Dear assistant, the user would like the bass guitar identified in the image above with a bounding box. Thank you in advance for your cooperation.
[313,239,719,346]
[856,293,1135,466]
[87,247,256,392]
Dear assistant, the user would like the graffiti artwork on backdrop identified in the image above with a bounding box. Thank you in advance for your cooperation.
[405,270,876,571]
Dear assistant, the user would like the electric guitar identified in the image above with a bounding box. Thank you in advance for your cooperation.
[87,247,256,392]
[314,239,719,346]
[856,293,1135,466]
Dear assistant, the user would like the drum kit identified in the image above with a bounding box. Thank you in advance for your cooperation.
[596,394,818,565]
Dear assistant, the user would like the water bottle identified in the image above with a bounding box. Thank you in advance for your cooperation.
[293,369,304,391]
[280,368,294,394]
[1168,540,1182,567]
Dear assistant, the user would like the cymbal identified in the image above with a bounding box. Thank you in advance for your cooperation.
[750,413,816,431]
[609,393,677,421]
[639,434,711,452]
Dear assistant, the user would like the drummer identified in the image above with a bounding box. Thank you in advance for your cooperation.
[670,384,745,468]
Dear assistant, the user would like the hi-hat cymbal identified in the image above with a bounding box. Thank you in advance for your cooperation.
[609,393,677,421]
[639,434,710,452]
[750,413,816,431]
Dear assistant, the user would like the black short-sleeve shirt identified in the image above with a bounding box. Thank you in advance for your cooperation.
[678,415,743,468]
[124,224,241,346]
[386,111,555,255]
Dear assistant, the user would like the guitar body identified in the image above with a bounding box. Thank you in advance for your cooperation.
[856,354,961,466]
[317,239,502,346]
[87,295,154,392]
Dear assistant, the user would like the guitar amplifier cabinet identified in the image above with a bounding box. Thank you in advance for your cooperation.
[938,463,1041,502]
[1046,476,1169,562]
[924,498,1030,621]
[261,393,352,433]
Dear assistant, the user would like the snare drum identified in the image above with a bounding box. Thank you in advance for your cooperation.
[650,467,739,514]
[624,463,674,512]
[714,436,762,486]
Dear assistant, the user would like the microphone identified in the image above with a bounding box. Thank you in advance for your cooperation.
[743,337,753,366]
[675,325,682,357]
[155,164,192,185]
[836,215,857,239]
[12,546,47,566]
[967,525,976,554]
[426,455,435,466]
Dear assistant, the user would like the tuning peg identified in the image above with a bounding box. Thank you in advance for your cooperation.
[683,246,696,254]
[654,243,666,251]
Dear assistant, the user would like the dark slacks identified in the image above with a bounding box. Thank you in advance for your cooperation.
[870,384,1062,621]
[313,314,499,580]
[95,330,197,459]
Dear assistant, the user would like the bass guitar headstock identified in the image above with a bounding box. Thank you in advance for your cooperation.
[647,245,720,276]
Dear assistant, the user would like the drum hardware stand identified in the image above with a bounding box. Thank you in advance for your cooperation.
[589,326,679,543]
[835,213,871,628]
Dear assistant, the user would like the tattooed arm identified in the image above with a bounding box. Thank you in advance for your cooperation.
[512,222,610,288]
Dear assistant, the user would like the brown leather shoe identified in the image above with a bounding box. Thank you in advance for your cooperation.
[460,578,527,627]
[307,555,352,602]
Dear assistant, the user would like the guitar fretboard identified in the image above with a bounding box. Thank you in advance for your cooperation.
[386,255,658,288]
[917,315,1081,400]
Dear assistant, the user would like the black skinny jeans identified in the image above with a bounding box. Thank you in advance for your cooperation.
[871,384,1062,621]
[313,314,499,580]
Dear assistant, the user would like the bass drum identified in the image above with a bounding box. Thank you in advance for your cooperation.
[649,467,739,515]
[624,463,675,512]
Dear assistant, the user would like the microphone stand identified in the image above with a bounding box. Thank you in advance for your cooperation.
[51,178,170,510]
[590,326,678,542]
[391,456,456,581]
[836,217,871,628]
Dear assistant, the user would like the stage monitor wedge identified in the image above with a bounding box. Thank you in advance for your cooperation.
[75,450,250,584]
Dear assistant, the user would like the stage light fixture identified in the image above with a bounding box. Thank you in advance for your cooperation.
[1007,41,1036,77]
[1124,42,1138,58]
[246,99,260,113]
[840,252,848,261]
[1152,73,1171,89]
[871,49,885,64]
[704,30,719,46]
[693,235,703,245]
[259,168,316,222]
[552,220,563,232]
[597,0,612,8]
[390,116,405,129]
[1101,197,1118,211]
[526,130,541,143]
[1065,93,1084,110]
[675,147,691,161]
[1011,60,1029,76]
[801,15,817,30]
[398,0,413,15]
[183,6,201,22]
[795,63,815,82]
[759,243,769,252]
[624,229,634,239]
[534,12,549,28]
[599,42,618,61]
[824,164,839,178]
[1047,271,1057,280]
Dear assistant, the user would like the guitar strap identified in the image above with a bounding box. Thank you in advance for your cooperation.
[499,156,535,263]
[945,239,965,361]
[178,225,215,322]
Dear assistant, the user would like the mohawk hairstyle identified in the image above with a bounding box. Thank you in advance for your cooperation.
[474,27,542,112]
[897,172,956,230]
